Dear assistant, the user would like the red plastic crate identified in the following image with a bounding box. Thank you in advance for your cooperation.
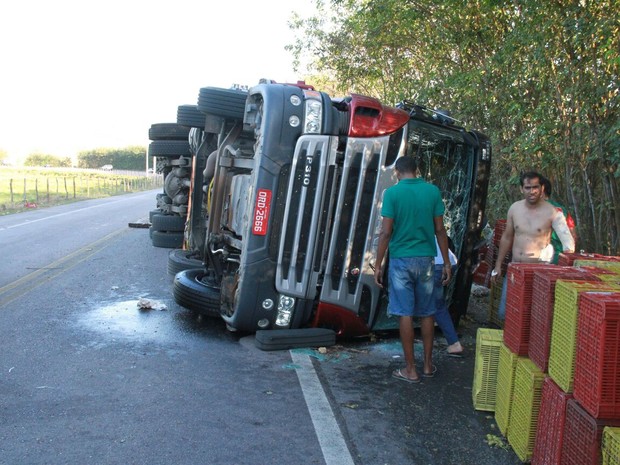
[531,377,573,465]
[493,220,507,247]
[574,291,620,419]
[503,263,554,355]
[529,269,599,372]
[560,399,620,465]
[559,252,620,266]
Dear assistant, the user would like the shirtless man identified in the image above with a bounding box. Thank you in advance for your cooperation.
[491,171,575,319]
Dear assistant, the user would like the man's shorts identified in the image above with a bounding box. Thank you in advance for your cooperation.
[387,256,435,318]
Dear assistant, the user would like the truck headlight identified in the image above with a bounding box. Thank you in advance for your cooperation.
[275,295,296,327]
[304,99,322,134]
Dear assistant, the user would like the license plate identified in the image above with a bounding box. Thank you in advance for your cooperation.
[252,188,272,235]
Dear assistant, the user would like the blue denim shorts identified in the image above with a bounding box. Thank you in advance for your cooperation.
[387,256,435,318]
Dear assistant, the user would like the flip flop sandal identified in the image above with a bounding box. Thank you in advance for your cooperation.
[422,365,438,378]
[447,351,464,358]
[392,369,421,384]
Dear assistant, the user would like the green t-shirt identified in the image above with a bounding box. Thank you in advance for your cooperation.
[381,178,445,258]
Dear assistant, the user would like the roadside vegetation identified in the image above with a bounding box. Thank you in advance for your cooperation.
[0,166,162,215]
[289,0,619,255]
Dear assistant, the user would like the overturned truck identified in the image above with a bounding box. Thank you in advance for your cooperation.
[171,81,491,338]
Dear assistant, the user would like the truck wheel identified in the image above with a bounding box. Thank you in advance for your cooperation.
[148,123,191,141]
[151,213,185,232]
[167,249,203,276]
[173,269,221,317]
[151,230,184,248]
[177,104,206,128]
[197,87,247,120]
[148,140,192,157]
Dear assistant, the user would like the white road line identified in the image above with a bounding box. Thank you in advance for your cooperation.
[4,197,136,229]
[291,351,355,465]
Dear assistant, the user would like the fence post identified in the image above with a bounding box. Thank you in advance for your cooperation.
[35,178,39,202]
[23,177,27,202]
[10,178,14,205]
[47,177,50,203]
[64,177,68,199]
[73,177,76,198]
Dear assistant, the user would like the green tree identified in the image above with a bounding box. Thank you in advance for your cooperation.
[77,146,147,170]
[24,153,72,167]
[289,0,620,254]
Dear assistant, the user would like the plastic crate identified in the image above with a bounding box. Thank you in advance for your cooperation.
[559,252,620,266]
[574,291,620,419]
[531,377,573,465]
[529,270,599,372]
[503,263,553,356]
[548,280,619,393]
[576,260,620,282]
[494,343,522,436]
[560,399,620,465]
[472,328,504,411]
[602,427,620,465]
[507,358,546,462]
[488,280,504,329]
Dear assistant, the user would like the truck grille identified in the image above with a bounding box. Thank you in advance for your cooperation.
[275,136,336,298]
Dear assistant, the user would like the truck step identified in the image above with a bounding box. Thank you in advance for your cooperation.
[254,328,336,351]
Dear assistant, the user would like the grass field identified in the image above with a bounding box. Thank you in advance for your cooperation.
[0,166,163,215]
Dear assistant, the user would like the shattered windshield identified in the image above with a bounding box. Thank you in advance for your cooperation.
[405,122,475,258]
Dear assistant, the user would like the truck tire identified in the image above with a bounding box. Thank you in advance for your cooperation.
[148,123,191,141]
[151,230,184,248]
[167,249,203,276]
[148,140,192,157]
[197,87,247,120]
[177,104,206,128]
[151,213,185,232]
[173,269,221,317]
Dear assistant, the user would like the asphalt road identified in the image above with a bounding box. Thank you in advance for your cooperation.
[0,191,521,465]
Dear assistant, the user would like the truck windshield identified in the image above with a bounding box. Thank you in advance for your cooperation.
[405,122,475,257]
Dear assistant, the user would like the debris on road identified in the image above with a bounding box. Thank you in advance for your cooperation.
[137,298,167,311]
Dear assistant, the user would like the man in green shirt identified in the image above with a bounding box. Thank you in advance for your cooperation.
[374,156,452,383]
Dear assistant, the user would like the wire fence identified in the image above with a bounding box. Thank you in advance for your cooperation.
[0,168,163,214]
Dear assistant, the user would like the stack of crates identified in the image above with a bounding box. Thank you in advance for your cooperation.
[507,358,546,462]
[548,280,619,393]
[560,399,620,465]
[602,427,620,465]
[503,263,552,356]
[494,343,521,436]
[529,269,599,372]
[547,280,620,465]
[480,251,620,463]
[532,377,573,465]
[472,328,504,412]
[574,292,620,419]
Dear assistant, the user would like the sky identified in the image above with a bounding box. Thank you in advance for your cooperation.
[0,0,315,163]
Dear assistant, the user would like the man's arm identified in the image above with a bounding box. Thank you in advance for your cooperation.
[434,216,452,285]
[491,209,515,283]
[374,217,393,288]
[552,210,576,253]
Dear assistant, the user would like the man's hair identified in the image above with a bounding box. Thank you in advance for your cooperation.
[395,156,418,174]
[520,170,543,187]
[541,177,552,197]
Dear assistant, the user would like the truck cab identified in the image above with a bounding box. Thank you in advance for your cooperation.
[173,81,491,337]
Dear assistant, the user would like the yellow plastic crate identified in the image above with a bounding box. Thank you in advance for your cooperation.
[507,358,546,462]
[472,328,504,411]
[575,259,620,283]
[548,280,619,392]
[603,427,620,465]
[494,343,522,436]
[488,280,504,328]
